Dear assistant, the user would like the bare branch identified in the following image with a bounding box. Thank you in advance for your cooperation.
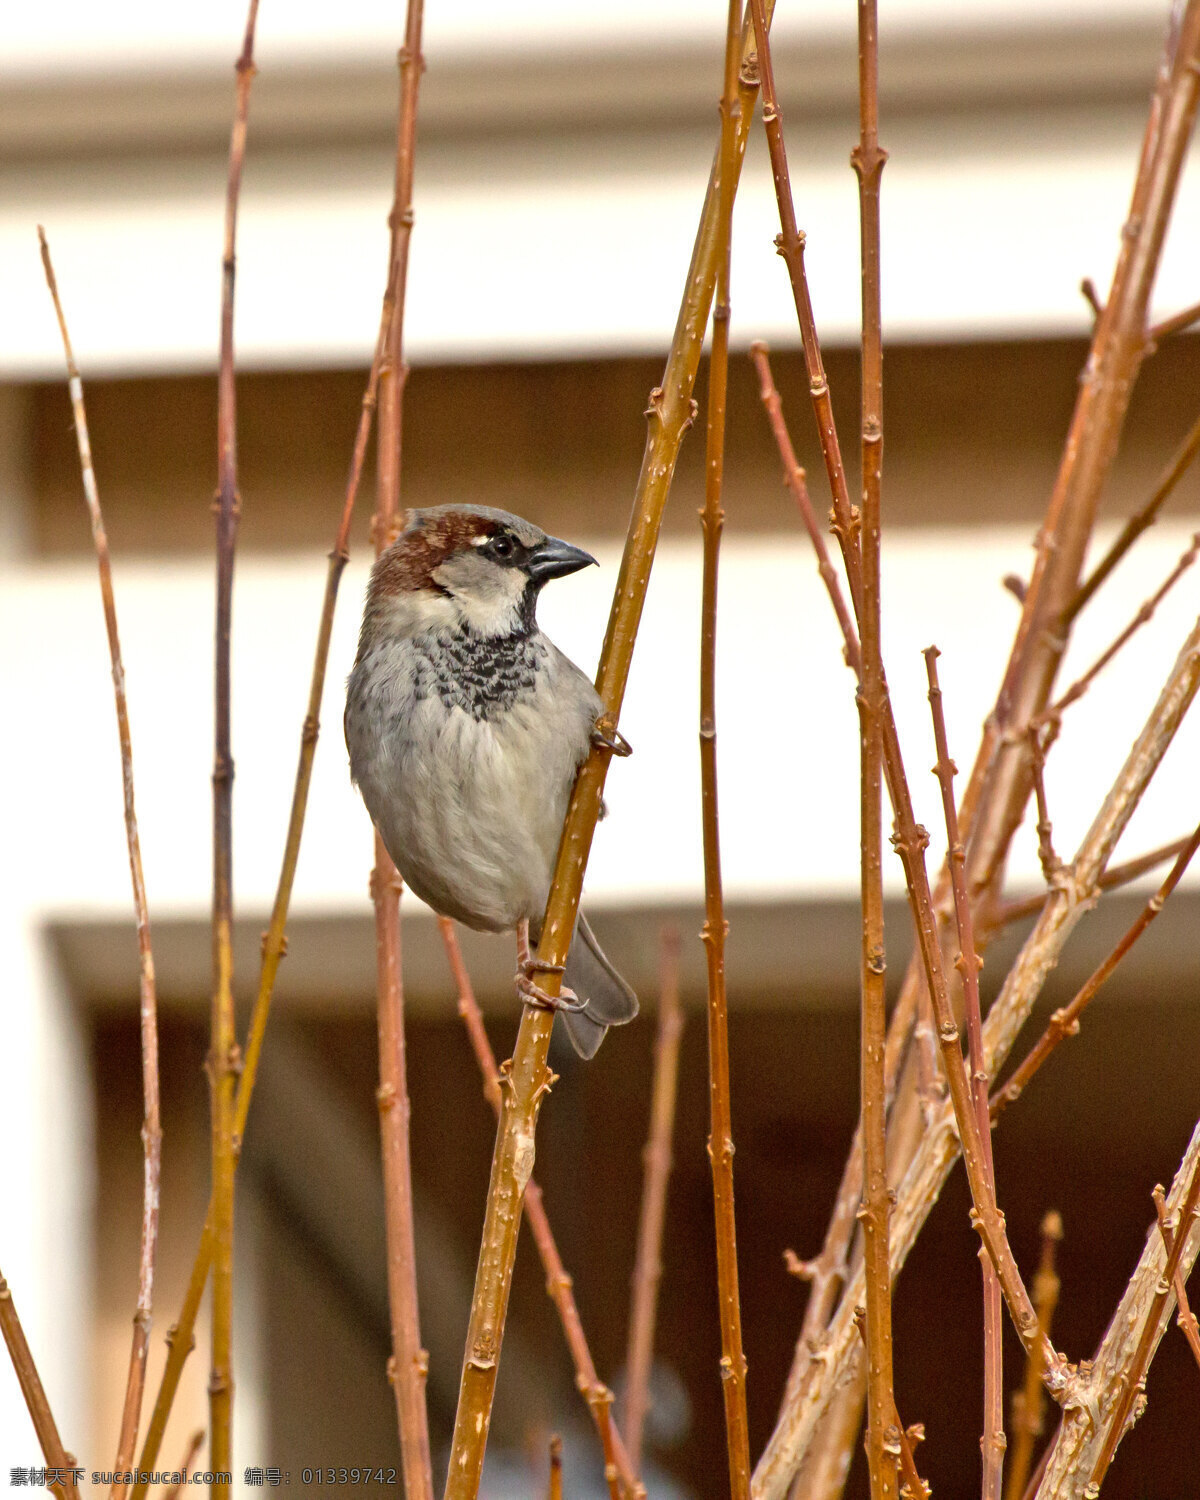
[209,2,260,1479]
[1036,1124,1200,1493]
[1152,1186,1200,1373]
[925,649,1005,1500]
[624,929,684,1473]
[439,918,642,1498]
[372,9,434,1491]
[698,3,752,1489]
[443,6,773,1488]
[1005,1213,1063,1500]
[991,816,1200,1119]
[132,138,402,1500]
[37,229,162,1500]
[0,1272,79,1500]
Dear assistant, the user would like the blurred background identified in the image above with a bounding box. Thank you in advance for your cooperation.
[2,0,1200,1494]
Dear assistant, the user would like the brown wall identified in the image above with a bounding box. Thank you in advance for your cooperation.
[29,336,1200,559]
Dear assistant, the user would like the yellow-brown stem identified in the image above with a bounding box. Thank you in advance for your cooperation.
[370,11,434,1491]
[623,929,684,1474]
[209,6,259,1486]
[442,6,772,1492]
[440,917,642,1498]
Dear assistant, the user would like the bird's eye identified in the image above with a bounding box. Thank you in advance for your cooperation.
[490,534,515,559]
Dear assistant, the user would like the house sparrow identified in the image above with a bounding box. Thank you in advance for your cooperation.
[345,503,638,1057]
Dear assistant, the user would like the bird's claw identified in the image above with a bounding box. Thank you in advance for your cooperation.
[516,970,589,1014]
[591,722,632,758]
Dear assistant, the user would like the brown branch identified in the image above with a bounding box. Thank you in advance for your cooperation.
[209,4,259,1483]
[439,918,642,1499]
[1050,531,1199,730]
[850,1,898,1495]
[970,0,1200,909]
[160,1431,204,1500]
[1037,1124,1200,1492]
[1005,1214,1063,1500]
[37,230,162,1500]
[1152,1185,1200,1372]
[0,1272,79,1500]
[1026,729,1063,887]
[770,18,1200,1485]
[623,929,684,1473]
[442,7,772,1491]
[754,608,1200,1500]
[925,650,1005,1500]
[698,4,752,1493]
[131,157,400,1500]
[992,830,1195,926]
[751,0,1051,1425]
[852,1310,930,1500]
[748,0,861,613]
[1148,294,1200,343]
[1080,278,1104,323]
[747,343,861,676]
[991,815,1200,1119]
[1068,410,1200,625]
[373,11,433,1495]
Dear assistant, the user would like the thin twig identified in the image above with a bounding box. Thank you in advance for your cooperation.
[37,230,162,1500]
[1152,1185,1200,1372]
[747,343,861,676]
[925,650,1005,1500]
[1080,278,1104,322]
[0,1272,79,1500]
[1050,531,1200,737]
[748,0,862,612]
[992,831,1195,926]
[1068,411,1200,624]
[373,10,434,1494]
[852,1309,930,1500]
[160,1431,205,1500]
[1148,295,1200,343]
[439,918,641,1499]
[1026,728,1063,886]
[1005,1214,1062,1500]
[209,4,260,1483]
[131,161,401,1500]
[991,815,1200,1119]
[850,1,899,1493]
[698,3,752,1493]
[442,8,773,1491]
[624,928,684,1473]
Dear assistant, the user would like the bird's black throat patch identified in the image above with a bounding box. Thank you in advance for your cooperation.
[414,627,546,720]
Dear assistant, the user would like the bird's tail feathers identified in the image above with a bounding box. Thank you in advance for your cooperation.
[560,911,638,1059]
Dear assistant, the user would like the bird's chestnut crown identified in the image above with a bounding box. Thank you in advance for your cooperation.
[361,504,596,641]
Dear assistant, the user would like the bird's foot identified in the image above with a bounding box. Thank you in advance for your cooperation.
[591,720,632,757]
[515,966,588,1014]
[514,919,588,1013]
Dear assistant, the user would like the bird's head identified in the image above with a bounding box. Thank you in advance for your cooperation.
[361,504,597,642]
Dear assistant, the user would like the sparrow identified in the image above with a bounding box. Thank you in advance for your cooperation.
[344,503,638,1057]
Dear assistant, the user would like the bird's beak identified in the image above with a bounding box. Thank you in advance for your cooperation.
[526,535,598,583]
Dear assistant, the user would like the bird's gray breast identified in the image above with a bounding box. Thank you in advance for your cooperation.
[346,626,600,932]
